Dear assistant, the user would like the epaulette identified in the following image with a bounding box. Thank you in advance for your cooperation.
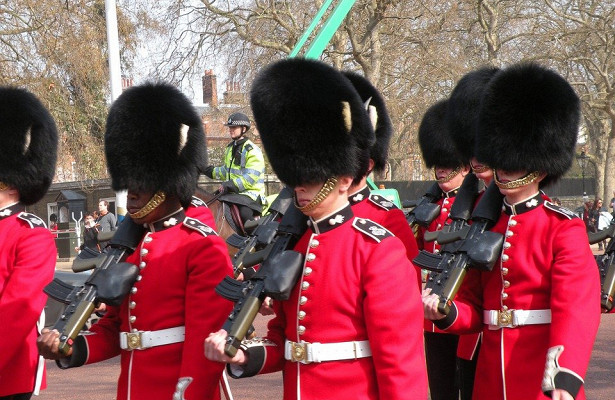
[18,212,47,229]
[190,196,207,208]
[368,193,398,211]
[544,202,577,220]
[244,143,253,152]
[183,217,218,237]
[352,217,394,243]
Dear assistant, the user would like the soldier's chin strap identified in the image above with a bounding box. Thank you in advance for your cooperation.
[0,181,9,191]
[434,166,462,183]
[294,177,339,213]
[494,170,541,189]
[128,191,167,219]
[470,161,490,174]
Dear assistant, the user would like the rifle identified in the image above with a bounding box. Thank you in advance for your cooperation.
[226,187,295,279]
[403,182,443,230]
[43,218,144,355]
[215,203,307,357]
[422,173,479,243]
[414,182,504,315]
[589,224,615,311]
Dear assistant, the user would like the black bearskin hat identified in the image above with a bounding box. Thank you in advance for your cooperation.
[447,67,499,163]
[0,87,58,205]
[105,82,207,207]
[250,58,375,187]
[342,71,393,174]
[475,63,579,187]
[418,99,465,169]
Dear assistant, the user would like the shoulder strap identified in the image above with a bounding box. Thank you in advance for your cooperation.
[183,217,218,237]
[351,217,394,243]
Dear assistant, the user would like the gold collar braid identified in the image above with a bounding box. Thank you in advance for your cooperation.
[0,182,9,191]
[494,170,541,189]
[434,166,461,183]
[128,191,167,219]
[294,177,339,213]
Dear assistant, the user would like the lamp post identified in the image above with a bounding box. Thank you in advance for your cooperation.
[577,151,590,200]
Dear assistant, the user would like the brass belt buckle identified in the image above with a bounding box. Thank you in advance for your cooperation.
[290,342,309,363]
[498,309,513,327]
[126,332,143,350]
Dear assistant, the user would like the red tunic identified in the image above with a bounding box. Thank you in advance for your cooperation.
[349,186,421,287]
[80,210,233,400]
[439,195,600,399]
[0,203,56,396]
[235,204,427,400]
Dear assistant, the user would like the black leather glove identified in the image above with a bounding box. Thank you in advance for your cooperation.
[203,165,214,178]
[220,181,238,194]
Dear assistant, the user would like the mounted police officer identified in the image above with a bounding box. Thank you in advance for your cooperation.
[0,87,58,400]
[204,112,267,223]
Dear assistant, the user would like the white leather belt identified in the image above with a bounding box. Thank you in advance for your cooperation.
[284,339,372,364]
[484,309,551,329]
[119,326,185,350]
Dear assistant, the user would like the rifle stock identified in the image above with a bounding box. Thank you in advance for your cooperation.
[405,182,443,228]
[416,182,504,315]
[216,203,307,357]
[44,218,144,355]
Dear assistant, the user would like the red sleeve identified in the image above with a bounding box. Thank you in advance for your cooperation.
[383,209,422,289]
[85,305,123,363]
[362,237,428,399]
[0,227,55,371]
[548,219,600,379]
[182,236,234,399]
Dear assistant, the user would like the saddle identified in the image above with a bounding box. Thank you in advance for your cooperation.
[222,202,248,236]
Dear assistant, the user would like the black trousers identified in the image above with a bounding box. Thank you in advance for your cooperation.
[424,331,460,400]
[457,339,480,400]
[0,393,33,400]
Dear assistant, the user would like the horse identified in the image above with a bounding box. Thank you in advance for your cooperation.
[193,187,246,258]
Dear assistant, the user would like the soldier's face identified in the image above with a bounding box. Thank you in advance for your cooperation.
[127,190,168,224]
[470,157,493,185]
[435,166,468,193]
[495,169,545,203]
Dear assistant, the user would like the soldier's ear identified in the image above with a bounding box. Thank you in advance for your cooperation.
[338,175,354,193]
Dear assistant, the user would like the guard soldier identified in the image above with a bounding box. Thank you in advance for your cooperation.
[0,87,57,400]
[38,83,234,400]
[418,98,470,400]
[446,66,499,400]
[424,63,600,400]
[342,71,422,287]
[203,112,267,223]
[205,58,428,399]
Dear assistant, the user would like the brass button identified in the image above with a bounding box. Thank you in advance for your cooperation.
[506,231,514,238]
[501,254,509,262]
[503,280,510,288]
[136,275,142,281]
[131,287,138,294]
[501,267,509,275]
[301,281,310,291]
[140,248,149,256]
[299,296,308,305]
[298,311,306,320]
[310,239,319,248]
[129,301,136,309]
[502,292,509,300]
[129,315,136,323]
[509,219,517,226]
[306,253,316,262]
[304,267,313,276]
[298,325,306,335]
[139,262,146,269]
[503,242,511,249]
[144,236,153,243]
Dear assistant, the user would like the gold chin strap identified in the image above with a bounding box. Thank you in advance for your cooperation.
[470,161,490,174]
[294,177,339,213]
[128,191,167,219]
[494,170,541,189]
[434,166,461,183]
[0,182,9,191]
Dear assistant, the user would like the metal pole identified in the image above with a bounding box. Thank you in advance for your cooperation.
[105,0,127,221]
